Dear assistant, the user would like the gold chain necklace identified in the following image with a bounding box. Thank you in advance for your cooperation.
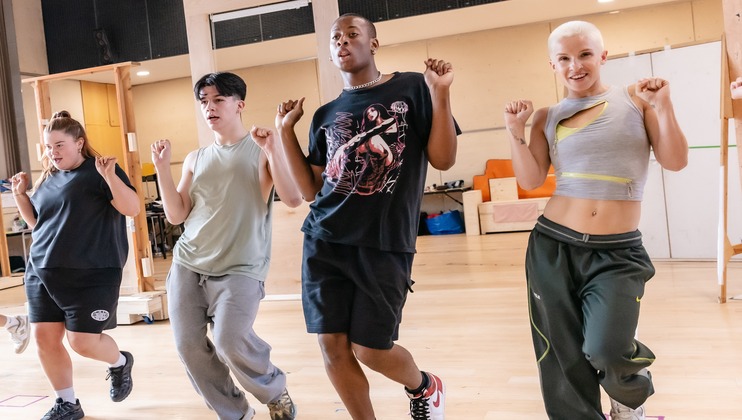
[344,72,382,91]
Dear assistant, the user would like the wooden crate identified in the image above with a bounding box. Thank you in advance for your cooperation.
[478,197,549,233]
[117,291,168,325]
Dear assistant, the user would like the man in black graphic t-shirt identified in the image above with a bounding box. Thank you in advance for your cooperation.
[276,13,459,420]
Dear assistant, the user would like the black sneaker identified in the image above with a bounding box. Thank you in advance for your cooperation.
[41,398,84,420]
[106,351,134,402]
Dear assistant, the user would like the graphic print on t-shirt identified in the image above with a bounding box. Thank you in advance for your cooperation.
[324,101,409,196]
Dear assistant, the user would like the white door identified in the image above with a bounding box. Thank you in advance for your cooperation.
[603,54,671,258]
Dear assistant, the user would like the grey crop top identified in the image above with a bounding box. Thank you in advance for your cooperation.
[544,86,650,201]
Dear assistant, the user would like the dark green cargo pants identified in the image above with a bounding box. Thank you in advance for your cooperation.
[526,216,656,420]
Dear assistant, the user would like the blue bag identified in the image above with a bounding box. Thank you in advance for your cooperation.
[425,210,465,235]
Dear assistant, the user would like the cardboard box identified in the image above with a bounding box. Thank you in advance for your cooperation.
[488,178,518,201]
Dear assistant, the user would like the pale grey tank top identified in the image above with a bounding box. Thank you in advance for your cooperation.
[173,135,273,278]
[544,86,649,201]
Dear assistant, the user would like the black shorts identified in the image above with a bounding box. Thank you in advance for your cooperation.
[302,234,414,350]
[25,263,123,333]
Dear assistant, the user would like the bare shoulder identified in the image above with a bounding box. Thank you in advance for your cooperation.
[532,107,550,127]
[626,84,647,108]
[182,149,199,175]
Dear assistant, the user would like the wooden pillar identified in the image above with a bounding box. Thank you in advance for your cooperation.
[0,199,10,277]
[311,0,343,104]
[723,0,742,160]
[31,80,51,151]
[113,65,154,291]
[721,0,742,302]
[182,9,215,147]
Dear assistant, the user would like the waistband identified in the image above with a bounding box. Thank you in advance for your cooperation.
[533,215,643,250]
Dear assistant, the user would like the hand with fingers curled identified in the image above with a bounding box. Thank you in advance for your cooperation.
[276,98,305,132]
[634,77,671,106]
[423,58,454,89]
[251,125,278,151]
[10,172,29,197]
[504,99,534,128]
[95,156,118,179]
[151,139,172,170]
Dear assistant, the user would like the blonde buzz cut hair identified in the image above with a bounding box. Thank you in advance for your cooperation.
[547,20,604,56]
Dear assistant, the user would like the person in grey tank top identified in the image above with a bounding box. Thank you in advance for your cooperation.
[503,21,688,420]
[150,72,302,420]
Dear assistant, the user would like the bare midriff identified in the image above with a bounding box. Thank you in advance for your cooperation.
[543,195,642,234]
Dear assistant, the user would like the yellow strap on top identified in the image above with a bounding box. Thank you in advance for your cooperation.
[555,101,608,141]
[555,124,578,141]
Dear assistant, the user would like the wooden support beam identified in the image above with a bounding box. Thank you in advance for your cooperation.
[721,0,742,302]
[30,80,51,153]
[311,0,343,104]
[0,197,11,277]
[22,62,140,84]
[113,65,155,291]
[182,11,215,147]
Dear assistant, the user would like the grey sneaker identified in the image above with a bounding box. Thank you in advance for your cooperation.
[7,314,29,354]
[267,388,296,420]
[610,398,645,420]
[41,398,84,420]
[106,351,134,402]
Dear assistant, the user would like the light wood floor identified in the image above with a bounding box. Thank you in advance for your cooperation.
[2,208,742,419]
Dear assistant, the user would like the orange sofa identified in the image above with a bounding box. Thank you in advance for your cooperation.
[472,159,555,202]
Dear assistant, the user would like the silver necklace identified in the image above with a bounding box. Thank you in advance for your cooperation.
[344,72,382,91]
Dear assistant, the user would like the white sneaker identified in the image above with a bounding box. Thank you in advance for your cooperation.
[406,371,445,420]
[242,407,255,420]
[7,315,29,354]
[610,398,645,420]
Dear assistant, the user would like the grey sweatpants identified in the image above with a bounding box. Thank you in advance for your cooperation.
[526,216,656,420]
[167,262,286,420]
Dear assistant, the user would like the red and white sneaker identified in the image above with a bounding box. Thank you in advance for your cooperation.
[406,371,445,420]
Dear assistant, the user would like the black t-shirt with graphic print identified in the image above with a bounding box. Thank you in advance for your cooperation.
[303,71,457,253]
[29,157,135,270]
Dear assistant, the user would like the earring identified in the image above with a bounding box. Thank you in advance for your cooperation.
[329,57,333,61]
[371,50,376,55]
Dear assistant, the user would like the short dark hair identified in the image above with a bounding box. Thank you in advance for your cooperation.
[337,13,377,39]
[193,72,247,101]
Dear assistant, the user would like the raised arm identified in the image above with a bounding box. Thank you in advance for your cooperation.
[423,58,457,170]
[95,157,141,217]
[251,125,303,208]
[9,172,37,228]
[504,100,551,190]
[276,98,324,202]
[151,139,194,224]
[633,78,688,171]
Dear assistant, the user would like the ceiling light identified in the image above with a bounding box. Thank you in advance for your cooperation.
[136,70,150,77]
[598,0,614,3]
[211,0,310,23]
